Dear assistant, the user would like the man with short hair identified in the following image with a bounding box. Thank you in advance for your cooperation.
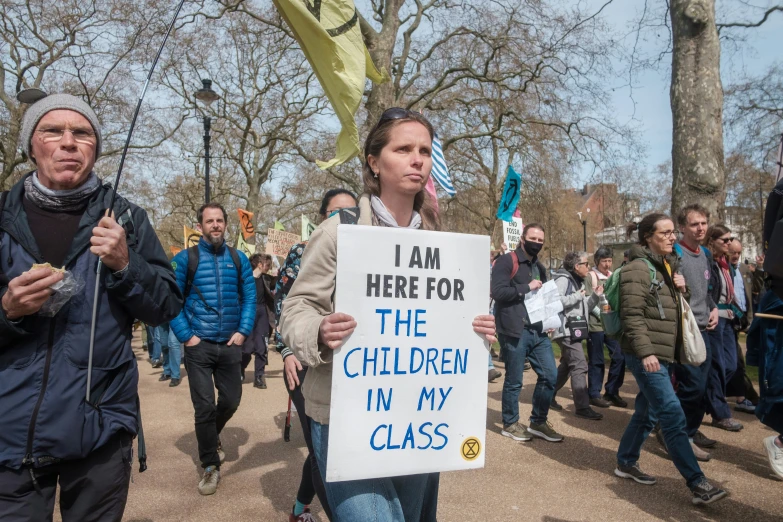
[670,204,720,461]
[585,246,626,408]
[726,239,759,412]
[0,93,182,521]
[491,223,564,443]
[170,203,256,495]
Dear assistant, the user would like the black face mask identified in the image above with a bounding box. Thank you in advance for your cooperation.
[524,240,543,257]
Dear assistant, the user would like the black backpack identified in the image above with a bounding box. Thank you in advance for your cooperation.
[183,244,244,313]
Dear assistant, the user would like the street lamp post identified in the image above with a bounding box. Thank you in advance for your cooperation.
[577,209,590,251]
[194,78,219,204]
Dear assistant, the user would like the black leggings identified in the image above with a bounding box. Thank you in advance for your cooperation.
[284,365,332,521]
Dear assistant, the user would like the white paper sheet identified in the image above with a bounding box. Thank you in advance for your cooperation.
[525,280,563,325]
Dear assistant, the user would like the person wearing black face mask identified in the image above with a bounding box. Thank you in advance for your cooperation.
[490,223,565,443]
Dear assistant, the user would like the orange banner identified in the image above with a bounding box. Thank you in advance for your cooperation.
[237,209,255,240]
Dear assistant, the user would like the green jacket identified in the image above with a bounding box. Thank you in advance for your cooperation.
[619,245,684,362]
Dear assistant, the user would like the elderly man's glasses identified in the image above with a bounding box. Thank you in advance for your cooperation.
[36,127,96,145]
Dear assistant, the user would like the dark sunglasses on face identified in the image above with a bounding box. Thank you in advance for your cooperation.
[717,237,736,244]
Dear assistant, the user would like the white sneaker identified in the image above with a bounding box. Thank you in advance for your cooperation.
[198,466,220,495]
[763,436,783,480]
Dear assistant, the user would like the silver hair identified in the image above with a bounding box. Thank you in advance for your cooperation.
[563,251,588,271]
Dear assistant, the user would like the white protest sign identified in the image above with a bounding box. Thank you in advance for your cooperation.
[502,217,524,251]
[329,226,490,482]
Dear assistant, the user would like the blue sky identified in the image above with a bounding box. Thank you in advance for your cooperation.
[597,0,783,170]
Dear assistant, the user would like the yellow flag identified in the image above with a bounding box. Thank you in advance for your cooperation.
[237,209,255,240]
[184,226,201,248]
[301,214,316,241]
[272,0,389,169]
[236,234,256,258]
[274,221,286,231]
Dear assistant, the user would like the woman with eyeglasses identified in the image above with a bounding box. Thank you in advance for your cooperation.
[550,251,604,420]
[273,188,358,522]
[703,224,744,432]
[614,213,727,505]
[279,108,496,521]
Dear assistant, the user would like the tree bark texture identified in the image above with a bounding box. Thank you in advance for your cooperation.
[670,0,725,219]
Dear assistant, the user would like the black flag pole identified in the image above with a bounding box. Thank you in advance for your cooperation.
[86,0,188,404]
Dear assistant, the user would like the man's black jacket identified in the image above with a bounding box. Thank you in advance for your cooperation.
[491,246,548,338]
[0,175,182,469]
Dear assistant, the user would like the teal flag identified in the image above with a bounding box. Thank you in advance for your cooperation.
[496,166,521,222]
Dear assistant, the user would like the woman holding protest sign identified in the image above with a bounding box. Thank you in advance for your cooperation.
[614,213,727,505]
[280,108,496,521]
[274,188,357,522]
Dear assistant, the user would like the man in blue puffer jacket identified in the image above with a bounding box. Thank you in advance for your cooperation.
[170,202,255,495]
[0,93,182,521]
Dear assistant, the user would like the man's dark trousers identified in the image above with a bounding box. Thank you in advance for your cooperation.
[673,330,712,437]
[184,340,243,469]
[0,432,132,522]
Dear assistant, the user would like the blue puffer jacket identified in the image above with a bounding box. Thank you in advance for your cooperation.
[170,238,256,343]
[0,176,182,469]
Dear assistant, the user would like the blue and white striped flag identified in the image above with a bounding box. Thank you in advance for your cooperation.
[431,134,456,196]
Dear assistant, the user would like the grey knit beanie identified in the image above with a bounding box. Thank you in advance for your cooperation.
[20,93,102,162]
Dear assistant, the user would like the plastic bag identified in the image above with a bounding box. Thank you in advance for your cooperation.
[39,270,85,317]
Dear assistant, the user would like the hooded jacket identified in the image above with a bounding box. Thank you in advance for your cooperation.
[170,237,256,343]
[551,268,599,341]
[619,244,684,362]
[0,176,182,469]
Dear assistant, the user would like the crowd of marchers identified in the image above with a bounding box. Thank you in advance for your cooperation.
[1,93,782,522]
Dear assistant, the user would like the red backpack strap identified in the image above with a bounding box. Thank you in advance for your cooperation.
[510,251,520,280]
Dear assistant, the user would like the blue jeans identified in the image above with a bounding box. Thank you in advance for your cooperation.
[673,330,712,437]
[488,351,495,370]
[499,329,557,426]
[162,326,181,379]
[587,332,625,398]
[706,317,737,420]
[617,354,704,488]
[150,324,162,362]
[311,420,438,522]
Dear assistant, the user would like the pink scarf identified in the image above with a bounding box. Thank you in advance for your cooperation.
[717,257,736,304]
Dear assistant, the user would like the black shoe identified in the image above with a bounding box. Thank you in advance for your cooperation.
[590,397,611,408]
[690,478,727,505]
[576,407,603,420]
[693,430,717,449]
[603,393,628,408]
[169,378,181,387]
[550,398,563,411]
[159,374,171,382]
[488,368,502,382]
[151,359,162,368]
[254,375,267,389]
[615,463,656,485]
[523,361,532,371]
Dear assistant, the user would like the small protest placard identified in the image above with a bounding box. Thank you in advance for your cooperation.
[502,217,523,251]
[265,228,300,257]
[328,226,490,482]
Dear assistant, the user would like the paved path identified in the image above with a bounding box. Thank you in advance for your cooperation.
[98,335,783,521]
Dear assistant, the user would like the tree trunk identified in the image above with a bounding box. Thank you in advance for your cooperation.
[670,0,725,219]
[362,1,405,130]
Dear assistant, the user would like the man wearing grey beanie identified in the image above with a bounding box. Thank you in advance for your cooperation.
[0,92,183,521]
